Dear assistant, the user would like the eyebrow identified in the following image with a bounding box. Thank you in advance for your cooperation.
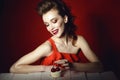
[44,17,57,24]
[50,17,57,21]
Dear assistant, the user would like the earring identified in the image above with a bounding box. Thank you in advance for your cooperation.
[64,15,68,23]
[64,19,68,23]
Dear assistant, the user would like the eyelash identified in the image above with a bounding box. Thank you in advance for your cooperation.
[43,23,48,27]
[45,20,57,27]
[52,20,57,23]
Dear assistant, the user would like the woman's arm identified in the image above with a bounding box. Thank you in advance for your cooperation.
[10,41,52,73]
[71,62,103,72]
[72,35,103,72]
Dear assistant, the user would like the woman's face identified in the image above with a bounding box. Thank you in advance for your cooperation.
[42,9,67,38]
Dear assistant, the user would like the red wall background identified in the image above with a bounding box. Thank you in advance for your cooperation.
[1,0,120,78]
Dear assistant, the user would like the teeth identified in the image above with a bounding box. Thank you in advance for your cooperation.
[52,29,58,34]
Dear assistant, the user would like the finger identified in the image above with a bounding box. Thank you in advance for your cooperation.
[61,59,68,61]
[54,59,68,64]
[56,59,68,62]
[62,63,69,66]
[65,66,70,69]
[61,65,70,70]
[61,59,68,63]
[54,60,64,64]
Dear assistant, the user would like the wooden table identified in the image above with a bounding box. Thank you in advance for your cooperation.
[0,71,118,80]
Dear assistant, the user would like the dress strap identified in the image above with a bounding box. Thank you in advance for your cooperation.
[48,38,58,52]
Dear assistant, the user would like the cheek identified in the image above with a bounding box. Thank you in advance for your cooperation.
[60,22,65,31]
[46,27,50,32]
[57,21,65,28]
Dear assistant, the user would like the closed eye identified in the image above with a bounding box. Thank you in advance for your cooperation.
[44,23,49,27]
[52,19,57,23]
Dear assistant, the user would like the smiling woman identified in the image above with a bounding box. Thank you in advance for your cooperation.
[9,0,103,74]
[42,9,66,37]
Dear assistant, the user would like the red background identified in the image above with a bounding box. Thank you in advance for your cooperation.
[1,0,120,78]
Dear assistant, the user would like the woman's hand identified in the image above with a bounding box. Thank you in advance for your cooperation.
[54,59,70,70]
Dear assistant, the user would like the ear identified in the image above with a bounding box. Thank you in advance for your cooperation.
[64,15,68,23]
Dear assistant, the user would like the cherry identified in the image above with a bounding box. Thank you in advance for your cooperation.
[56,67,60,71]
[51,67,56,72]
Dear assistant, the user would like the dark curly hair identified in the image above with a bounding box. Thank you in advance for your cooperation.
[37,0,77,43]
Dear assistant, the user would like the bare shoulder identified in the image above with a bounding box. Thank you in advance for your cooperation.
[41,40,52,50]
[76,35,100,62]
[75,35,87,47]
[77,35,85,41]
[33,39,52,57]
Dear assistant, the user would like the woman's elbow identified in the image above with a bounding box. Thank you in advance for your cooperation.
[9,64,21,73]
[9,65,16,73]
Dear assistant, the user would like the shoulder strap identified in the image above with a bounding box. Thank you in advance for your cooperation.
[48,38,58,52]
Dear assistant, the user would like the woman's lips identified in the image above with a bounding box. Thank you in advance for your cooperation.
[52,29,59,35]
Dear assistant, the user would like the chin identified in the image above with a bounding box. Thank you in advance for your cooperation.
[53,34,62,38]
[54,35,60,38]
[51,32,63,38]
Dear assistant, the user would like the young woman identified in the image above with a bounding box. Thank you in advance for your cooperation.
[10,0,103,73]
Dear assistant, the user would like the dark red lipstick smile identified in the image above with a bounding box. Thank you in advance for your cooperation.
[52,29,59,35]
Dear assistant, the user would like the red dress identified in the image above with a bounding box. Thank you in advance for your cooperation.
[40,38,89,65]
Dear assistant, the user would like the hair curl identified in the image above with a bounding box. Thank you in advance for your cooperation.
[37,0,77,42]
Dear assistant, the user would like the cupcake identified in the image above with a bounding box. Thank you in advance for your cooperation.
[51,65,61,78]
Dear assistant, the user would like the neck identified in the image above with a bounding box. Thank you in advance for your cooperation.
[52,34,74,46]
[59,34,71,45]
